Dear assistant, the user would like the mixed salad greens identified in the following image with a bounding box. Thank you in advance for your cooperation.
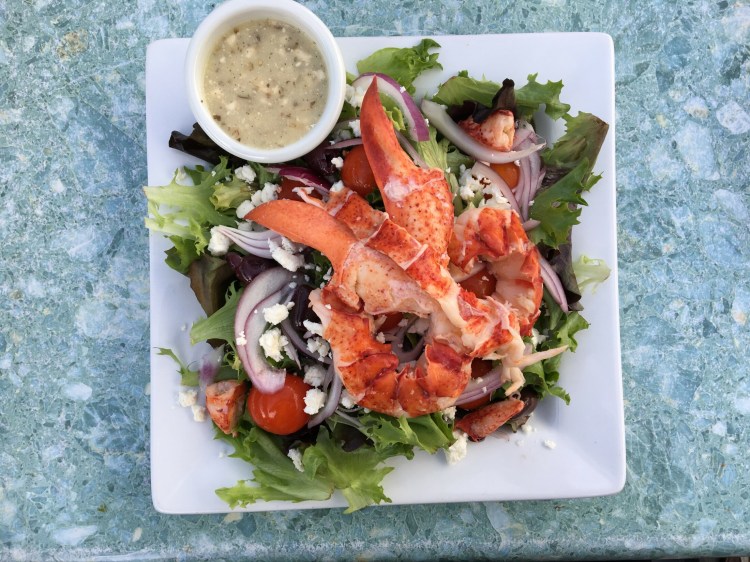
[145,39,610,512]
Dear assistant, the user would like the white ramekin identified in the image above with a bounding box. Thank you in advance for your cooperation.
[184,0,346,163]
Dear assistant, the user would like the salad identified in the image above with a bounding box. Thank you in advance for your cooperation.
[145,38,610,513]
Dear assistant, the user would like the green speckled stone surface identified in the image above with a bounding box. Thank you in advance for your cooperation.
[1,0,749,559]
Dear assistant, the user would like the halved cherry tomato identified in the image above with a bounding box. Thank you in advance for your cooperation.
[378,312,403,332]
[489,162,520,189]
[247,375,311,435]
[340,145,377,197]
[459,359,495,411]
[277,177,322,202]
[458,268,496,298]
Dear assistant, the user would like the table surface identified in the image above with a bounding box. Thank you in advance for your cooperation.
[1,0,748,560]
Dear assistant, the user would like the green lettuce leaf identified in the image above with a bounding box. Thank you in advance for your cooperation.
[356,411,455,457]
[380,95,407,132]
[303,428,394,513]
[416,125,473,173]
[190,283,242,347]
[573,255,611,294]
[431,70,498,107]
[156,347,198,386]
[211,175,252,210]
[356,38,442,94]
[164,235,200,274]
[216,427,332,505]
[528,159,600,248]
[432,72,570,121]
[144,157,236,260]
[216,425,398,513]
[515,74,570,121]
[524,293,589,404]
[543,112,609,178]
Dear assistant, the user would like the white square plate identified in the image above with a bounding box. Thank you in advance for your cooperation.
[147,33,623,514]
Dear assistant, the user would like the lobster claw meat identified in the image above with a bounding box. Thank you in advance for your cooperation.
[360,79,455,262]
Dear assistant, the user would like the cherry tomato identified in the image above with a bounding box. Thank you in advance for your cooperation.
[277,177,322,202]
[378,312,404,332]
[247,375,311,435]
[459,268,496,298]
[489,162,520,189]
[459,359,495,411]
[340,145,377,197]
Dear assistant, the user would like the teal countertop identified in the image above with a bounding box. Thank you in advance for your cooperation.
[1,0,749,560]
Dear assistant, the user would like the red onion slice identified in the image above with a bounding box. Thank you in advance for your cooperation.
[395,130,429,169]
[539,255,569,312]
[279,318,331,364]
[523,219,541,231]
[307,368,342,428]
[512,121,535,149]
[199,345,224,394]
[233,268,293,393]
[214,226,277,259]
[471,161,521,216]
[455,367,506,406]
[242,289,294,394]
[421,100,546,164]
[351,73,430,141]
[276,166,331,196]
[518,157,532,221]
[325,138,364,150]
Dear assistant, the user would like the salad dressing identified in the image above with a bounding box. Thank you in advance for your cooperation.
[202,18,328,149]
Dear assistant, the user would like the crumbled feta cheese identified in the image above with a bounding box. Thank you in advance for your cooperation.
[330,180,345,193]
[345,84,367,108]
[191,405,207,422]
[531,328,548,347]
[303,388,327,415]
[543,439,557,450]
[287,448,304,472]
[236,199,255,219]
[339,389,357,408]
[280,236,303,254]
[331,156,344,169]
[178,389,198,408]
[207,227,231,256]
[236,330,247,346]
[521,423,535,434]
[458,167,490,202]
[445,431,469,465]
[441,406,457,421]
[375,332,386,344]
[302,320,323,336]
[263,303,290,325]
[349,119,361,137]
[260,182,280,203]
[303,364,327,387]
[259,328,288,362]
[234,165,256,184]
[306,336,330,358]
[479,183,512,210]
[268,238,305,272]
